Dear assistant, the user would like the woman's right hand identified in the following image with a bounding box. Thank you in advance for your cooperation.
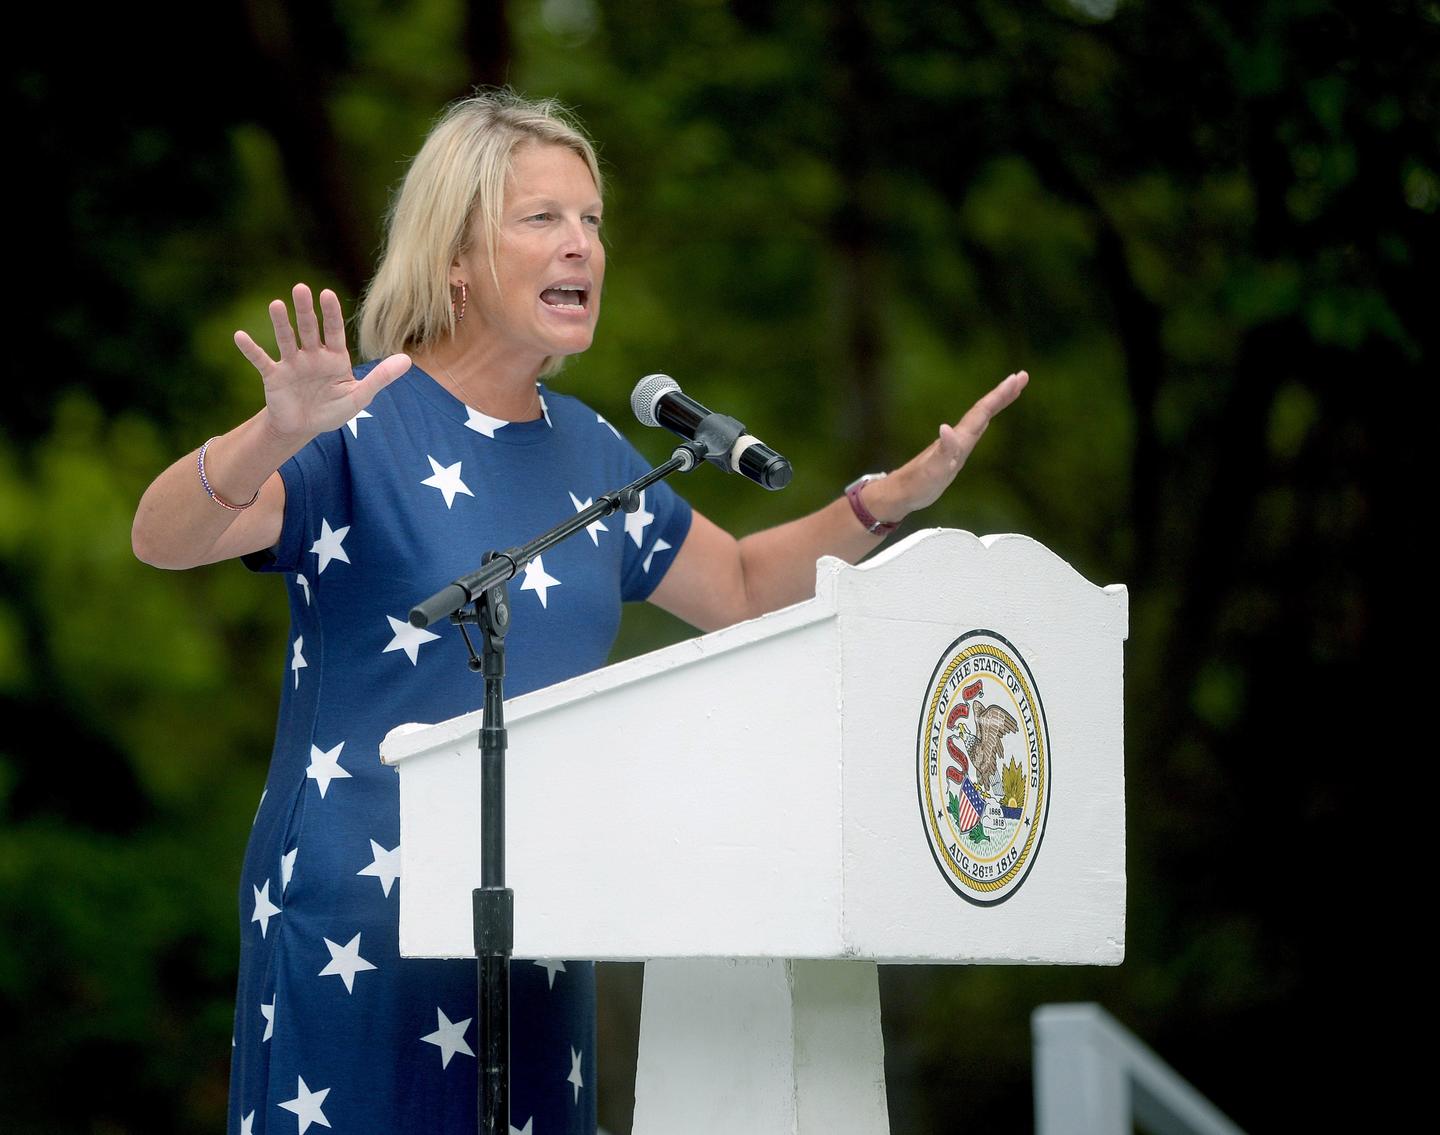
[234,282,411,445]
[134,284,412,570]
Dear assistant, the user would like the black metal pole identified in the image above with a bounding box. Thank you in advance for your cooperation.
[474,580,513,1135]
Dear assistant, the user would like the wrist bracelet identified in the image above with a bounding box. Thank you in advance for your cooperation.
[844,472,900,537]
[197,437,261,511]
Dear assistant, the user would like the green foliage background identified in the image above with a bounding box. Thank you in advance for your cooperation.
[3,0,1429,1130]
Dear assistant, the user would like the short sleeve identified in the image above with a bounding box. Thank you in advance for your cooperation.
[241,428,349,575]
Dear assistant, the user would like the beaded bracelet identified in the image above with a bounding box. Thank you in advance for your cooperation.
[197,437,261,511]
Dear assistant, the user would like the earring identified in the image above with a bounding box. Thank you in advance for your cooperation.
[451,281,468,323]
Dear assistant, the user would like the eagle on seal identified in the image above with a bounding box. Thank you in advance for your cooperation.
[958,701,1021,791]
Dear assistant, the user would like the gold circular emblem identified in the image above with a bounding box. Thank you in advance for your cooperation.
[916,630,1050,904]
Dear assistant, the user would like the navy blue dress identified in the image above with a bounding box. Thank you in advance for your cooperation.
[229,365,691,1135]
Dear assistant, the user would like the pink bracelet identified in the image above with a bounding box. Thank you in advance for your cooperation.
[844,473,900,536]
[197,437,261,511]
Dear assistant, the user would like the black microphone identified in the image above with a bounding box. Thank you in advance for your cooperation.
[630,374,793,490]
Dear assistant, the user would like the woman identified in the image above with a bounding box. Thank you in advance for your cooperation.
[133,91,1025,1135]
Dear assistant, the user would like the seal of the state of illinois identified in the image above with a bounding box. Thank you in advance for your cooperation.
[916,629,1051,905]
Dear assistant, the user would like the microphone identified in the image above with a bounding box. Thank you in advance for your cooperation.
[630,374,793,490]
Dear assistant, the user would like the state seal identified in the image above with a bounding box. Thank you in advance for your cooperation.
[916,629,1051,905]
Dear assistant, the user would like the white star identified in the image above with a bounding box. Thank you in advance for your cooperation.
[464,405,509,438]
[539,392,552,426]
[534,959,567,988]
[319,932,376,993]
[291,635,307,689]
[420,455,474,508]
[569,491,609,545]
[642,537,673,574]
[253,789,267,825]
[240,1110,255,1135]
[277,1076,331,1133]
[261,998,275,1042]
[511,1120,534,1135]
[357,839,401,897]
[281,847,298,893]
[345,408,372,437]
[623,490,656,548]
[296,573,311,605]
[597,412,621,439]
[420,1007,475,1068]
[384,614,441,665]
[568,1045,584,1103]
[305,742,351,799]
[251,879,280,938]
[520,555,561,609]
[309,519,350,574]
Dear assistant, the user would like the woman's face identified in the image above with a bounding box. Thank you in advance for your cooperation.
[458,143,605,369]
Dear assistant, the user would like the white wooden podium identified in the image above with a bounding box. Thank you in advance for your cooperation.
[380,528,1127,1133]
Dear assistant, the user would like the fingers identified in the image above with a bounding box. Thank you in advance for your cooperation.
[348,353,412,416]
[989,369,1028,411]
[361,353,413,398]
[293,283,322,351]
[251,283,345,363]
[318,288,348,353]
[927,370,1028,475]
[967,370,1028,422]
[234,329,276,374]
[267,297,298,358]
[948,370,1028,450]
[896,369,1028,515]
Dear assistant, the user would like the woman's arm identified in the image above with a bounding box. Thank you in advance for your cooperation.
[132,417,293,569]
[649,370,1027,632]
[132,284,410,570]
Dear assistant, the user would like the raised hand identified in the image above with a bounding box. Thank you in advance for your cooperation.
[234,283,411,445]
[875,371,1029,519]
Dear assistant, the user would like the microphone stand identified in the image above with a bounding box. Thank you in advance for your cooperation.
[408,440,717,1135]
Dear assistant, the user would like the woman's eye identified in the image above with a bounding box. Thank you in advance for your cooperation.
[584,215,603,229]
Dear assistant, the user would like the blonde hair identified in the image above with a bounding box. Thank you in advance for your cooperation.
[357,90,603,376]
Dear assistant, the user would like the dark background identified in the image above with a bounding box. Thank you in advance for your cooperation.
[3,1,1430,1130]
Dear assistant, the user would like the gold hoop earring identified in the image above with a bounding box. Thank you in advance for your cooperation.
[451,281,468,323]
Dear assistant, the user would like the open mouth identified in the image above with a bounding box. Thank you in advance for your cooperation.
[539,284,589,310]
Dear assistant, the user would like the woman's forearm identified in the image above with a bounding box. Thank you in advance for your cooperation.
[131,408,299,570]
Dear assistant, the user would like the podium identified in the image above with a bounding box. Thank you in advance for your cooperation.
[380,528,1128,1133]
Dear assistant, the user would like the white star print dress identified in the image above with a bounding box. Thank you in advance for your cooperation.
[231,364,692,1135]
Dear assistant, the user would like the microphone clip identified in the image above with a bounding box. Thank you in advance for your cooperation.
[691,412,748,470]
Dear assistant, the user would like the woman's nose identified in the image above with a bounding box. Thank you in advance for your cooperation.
[560,218,594,259]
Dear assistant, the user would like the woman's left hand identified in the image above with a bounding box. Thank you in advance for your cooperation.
[865,370,1029,523]
[650,369,1029,631]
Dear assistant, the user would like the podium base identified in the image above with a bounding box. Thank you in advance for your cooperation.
[633,959,890,1134]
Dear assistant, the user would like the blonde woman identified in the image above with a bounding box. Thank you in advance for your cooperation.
[134,91,1025,1134]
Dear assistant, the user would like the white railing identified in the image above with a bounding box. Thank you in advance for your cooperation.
[1033,1004,1246,1135]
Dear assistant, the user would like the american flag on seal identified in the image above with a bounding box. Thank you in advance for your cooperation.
[949,777,985,832]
